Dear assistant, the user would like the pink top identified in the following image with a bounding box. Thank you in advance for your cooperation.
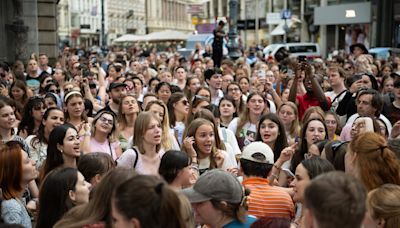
[117,147,165,175]
[89,138,120,161]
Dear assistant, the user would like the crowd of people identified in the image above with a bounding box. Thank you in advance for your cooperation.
[0,40,399,228]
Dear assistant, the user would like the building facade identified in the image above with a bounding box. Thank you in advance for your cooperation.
[106,0,146,44]
[146,0,194,33]
[0,0,58,64]
[57,0,146,47]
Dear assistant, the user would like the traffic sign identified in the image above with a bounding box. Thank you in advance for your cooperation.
[281,9,292,19]
[266,13,282,24]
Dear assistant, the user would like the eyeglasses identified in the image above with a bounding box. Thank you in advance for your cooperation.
[48,89,60,93]
[99,116,113,125]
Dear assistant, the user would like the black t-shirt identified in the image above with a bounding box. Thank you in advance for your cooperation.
[97,105,117,116]
[383,102,400,125]
[213,28,225,49]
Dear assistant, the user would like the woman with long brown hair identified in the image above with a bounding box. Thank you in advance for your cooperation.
[183,118,236,175]
[117,112,164,175]
[117,95,140,152]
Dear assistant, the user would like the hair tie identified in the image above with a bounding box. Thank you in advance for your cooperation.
[155,182,164,194]
[64,91,82,103]
[380,145,388,152]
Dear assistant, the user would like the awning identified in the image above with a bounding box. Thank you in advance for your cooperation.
[143,30,190,42]
[113,30,190,43]
[113,34,146,42]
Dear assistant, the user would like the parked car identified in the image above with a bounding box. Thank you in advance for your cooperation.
[263,43,321,61]
[178,33,228,59]
[368,47,400,61]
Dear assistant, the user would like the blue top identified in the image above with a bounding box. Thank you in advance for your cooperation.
[1,198,32,228]
[223,215,257,228]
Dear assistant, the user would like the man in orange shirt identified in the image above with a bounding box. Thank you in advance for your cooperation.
[241,142,295,219]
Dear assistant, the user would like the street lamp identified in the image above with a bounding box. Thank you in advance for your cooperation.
[228,0,241,60]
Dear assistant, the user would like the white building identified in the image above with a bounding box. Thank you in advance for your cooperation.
[106,0,146,44]
[57,0,146,47]
[146,0,194,33]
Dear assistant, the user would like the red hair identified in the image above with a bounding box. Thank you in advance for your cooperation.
[349,132,400,191]
[0,142,23,200]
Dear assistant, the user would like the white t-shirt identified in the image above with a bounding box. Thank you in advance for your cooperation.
[219,127,241,156]
[198,150,236,172]
[25,135,47,169]
[228,117,257,149]
[117,147,165,175]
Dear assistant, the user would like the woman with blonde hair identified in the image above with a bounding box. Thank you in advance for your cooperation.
[117,94,140,151]
[366,184,400,228]
[117,112,164,175]
[145,100,179,150]
[346,132,400,191]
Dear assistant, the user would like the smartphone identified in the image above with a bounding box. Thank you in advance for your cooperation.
[91,57,97,67]
[282,168,295,178]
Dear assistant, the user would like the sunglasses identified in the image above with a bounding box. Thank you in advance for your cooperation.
[49,89,60,93]
[191,95,208,104]
[181,100,189,106]
[33,105,47,111]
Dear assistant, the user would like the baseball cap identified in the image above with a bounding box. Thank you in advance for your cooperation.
[181,169,243,204]
[108,82,127,91]
[241,142,274,164]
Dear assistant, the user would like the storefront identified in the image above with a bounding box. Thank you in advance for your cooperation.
[314,2,372,56]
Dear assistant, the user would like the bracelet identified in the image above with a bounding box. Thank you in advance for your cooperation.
[273,164,282,171]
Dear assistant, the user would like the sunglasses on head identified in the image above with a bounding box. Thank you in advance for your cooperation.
[48,89,60,93]
[191,95,208,104]
[331,141,348,156]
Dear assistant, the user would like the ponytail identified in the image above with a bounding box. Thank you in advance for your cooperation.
[113,175,187,228]
[157,183,189,228]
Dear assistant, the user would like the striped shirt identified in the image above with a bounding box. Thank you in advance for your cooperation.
[242,177,295,219]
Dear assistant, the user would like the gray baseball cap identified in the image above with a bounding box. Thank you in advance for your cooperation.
[181,169,243,204]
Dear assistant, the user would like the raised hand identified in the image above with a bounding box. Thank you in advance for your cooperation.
[183,136,197,157]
